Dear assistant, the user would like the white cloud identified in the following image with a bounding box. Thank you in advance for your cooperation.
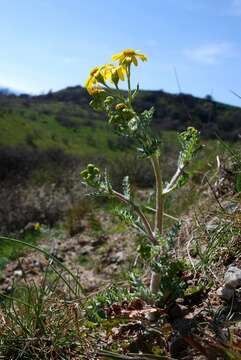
[184,43,234,64]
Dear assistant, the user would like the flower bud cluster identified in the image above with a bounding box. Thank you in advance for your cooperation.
[80,164,100,187]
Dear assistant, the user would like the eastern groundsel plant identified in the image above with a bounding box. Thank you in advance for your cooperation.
[81,48,200,294]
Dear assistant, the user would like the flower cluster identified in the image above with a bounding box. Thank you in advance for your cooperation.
[85,49,147,95]
[84,49,148,134]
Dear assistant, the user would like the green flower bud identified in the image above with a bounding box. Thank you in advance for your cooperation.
[87,164,96,173]
[93,167,100,175]
[80,169,88,179]
[115,103,128,111]
[104,96,114,105]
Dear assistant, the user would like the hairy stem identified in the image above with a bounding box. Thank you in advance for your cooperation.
[112,189,155,243]
[150,153,164,295]
[126,64,132,105]
[151,153,164,235]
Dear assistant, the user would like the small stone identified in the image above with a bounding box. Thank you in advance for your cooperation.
[2,285,14,294]
[217,286,234,301]
[223,202,239,214]
[13,270,23,278]
[206,217,219,231]
[114,251,125,264]
[224,266,241,289]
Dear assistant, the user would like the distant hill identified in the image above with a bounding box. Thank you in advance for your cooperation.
[38,86,241,141]
[0,85,240,164]
[1,85,240,231]
[0,87,15,95]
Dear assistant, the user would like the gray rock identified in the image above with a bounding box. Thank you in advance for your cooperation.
[217,286,234,301]
[114,251,125,264]
[223,202,239,214]
[206,217,219,231]
[13,269,23,278]
[224,266,241,289]
[108,251,125,265]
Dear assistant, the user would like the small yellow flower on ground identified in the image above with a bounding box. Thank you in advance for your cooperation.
[112,49,148,66]
[34,222,41,231]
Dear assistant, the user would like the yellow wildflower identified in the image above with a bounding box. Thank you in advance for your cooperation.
[87,86,105,95]
[85,63,127,92]
[101,64,126,83]
[85,65,107,88]
[116,65,126,81]
[112,49,147,66]
[34,222,41,231]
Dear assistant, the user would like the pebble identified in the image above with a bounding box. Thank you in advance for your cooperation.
[13,270,23,278]
[114,251,125,264]
[224,266,241,289]
[217,286,234,301]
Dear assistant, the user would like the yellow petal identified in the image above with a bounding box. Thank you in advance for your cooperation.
[112,52,122,61]
[86,87,93,94]
[117,67,125,81]
[85,77,93,88]
[137,54,148,61]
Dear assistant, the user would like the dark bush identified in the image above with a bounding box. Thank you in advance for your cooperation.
[56,113,80,129]
[0,145,78,182]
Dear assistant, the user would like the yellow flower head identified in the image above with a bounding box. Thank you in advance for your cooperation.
[87,86,105,95]
[85,66,104,89]
[34,222,41,231]
[112,49,148,66]
[101,64,126,84]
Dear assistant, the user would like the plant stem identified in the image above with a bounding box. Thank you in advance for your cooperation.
[144,206,179,222]
[151,153,164,235]
[103,84,125,101]
[126,64,132,105]
[150,153,164,294]
[112,189,155,243]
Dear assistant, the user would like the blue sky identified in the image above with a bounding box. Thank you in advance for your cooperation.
[1,0,241,106]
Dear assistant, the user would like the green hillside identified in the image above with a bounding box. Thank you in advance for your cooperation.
[0,86,241,160]
[1,85,240,234]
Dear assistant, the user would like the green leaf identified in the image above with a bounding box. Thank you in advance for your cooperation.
[137,242,152,259]
[176,172,189,188]
[140,107,155,127]
[184,284,205,297]
[122,176,131,200]
[235,173,241,192]
[178,127,200,169]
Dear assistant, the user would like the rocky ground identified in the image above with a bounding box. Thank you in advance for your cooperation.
[0,211,135,295]
[0,170,241,359]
